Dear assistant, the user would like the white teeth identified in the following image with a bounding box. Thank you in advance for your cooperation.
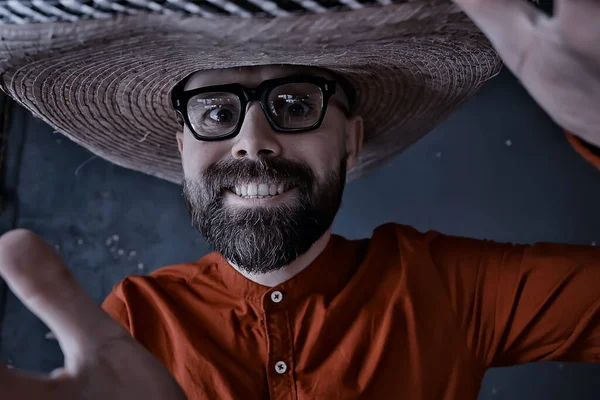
[247,183,258,196]
[233,182,290,197]
[258,183,269,196]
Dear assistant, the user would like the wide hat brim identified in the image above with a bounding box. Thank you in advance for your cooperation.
[0,0,502,183]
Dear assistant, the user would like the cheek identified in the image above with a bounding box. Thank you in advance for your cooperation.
[181,133,228,179]
[281,128,345,172]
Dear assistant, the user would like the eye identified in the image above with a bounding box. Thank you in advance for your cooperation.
[187,92,241,136]
[205,107,236,123]
[283,101,312,118]
[270,97,316,119]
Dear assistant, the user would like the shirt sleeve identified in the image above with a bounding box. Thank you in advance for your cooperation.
[426,231,600,368]
[101,280,132,332]
[565,130,600,171]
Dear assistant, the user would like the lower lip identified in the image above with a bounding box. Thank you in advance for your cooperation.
[224,188,297,206]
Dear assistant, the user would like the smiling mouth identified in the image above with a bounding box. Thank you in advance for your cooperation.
[226,181,294,199]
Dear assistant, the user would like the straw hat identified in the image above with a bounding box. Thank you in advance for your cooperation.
[0,0,502,183]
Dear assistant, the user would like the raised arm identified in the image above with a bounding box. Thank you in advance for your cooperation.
[453,0,600,148]
[427,231,600,366]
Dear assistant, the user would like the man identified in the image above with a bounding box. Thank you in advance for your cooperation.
[0,0,599,399]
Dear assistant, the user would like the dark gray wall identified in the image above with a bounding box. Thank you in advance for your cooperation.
[1,68,599,399]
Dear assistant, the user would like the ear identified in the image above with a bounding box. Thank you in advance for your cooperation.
[345,116,364,171]
[176,131,184,154]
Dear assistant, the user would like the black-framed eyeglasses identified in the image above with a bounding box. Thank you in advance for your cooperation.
[171,76,341,142]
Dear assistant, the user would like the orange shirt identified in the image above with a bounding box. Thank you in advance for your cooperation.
[566,131,600,171]
[102,223,600,399]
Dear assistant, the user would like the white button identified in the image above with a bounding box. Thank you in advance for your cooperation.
[271,291,283,303]
[275,361,287,374]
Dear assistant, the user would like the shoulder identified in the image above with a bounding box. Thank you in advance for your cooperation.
[351,223,442,275]
[108,251,225,300]
[365,223,510,270]
[369,222,441,249]
[369,222,513,251]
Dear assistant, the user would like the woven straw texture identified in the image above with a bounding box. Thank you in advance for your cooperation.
[0,0,502,183]
[3,0,407,23]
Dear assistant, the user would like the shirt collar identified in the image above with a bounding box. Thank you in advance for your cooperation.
[209,233,366,310]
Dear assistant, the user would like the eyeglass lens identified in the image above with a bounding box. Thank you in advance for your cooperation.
[186,82,324,138]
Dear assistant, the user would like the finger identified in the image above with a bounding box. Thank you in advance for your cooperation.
[0,230,125,359]
[556,0,600,57]
[452,0,549,75]
[0,362,68,399]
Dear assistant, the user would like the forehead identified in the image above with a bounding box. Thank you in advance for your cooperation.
[184,65,335,90]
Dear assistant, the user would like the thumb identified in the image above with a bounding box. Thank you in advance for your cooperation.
[452,0,547,75]
[0,230,126,363]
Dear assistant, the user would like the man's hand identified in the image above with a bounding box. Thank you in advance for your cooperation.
[0,229,186,399]
[454,0,600,146]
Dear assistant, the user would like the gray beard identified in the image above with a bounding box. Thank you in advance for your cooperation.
[183,157,346,274]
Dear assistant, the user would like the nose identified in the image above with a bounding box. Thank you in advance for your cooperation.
[231,103,282,160]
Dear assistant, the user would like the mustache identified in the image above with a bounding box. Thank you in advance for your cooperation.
[203,157,315,194]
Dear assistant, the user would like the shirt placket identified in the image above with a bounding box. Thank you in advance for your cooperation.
[263,289,297,400]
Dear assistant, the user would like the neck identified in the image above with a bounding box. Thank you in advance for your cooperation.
[228,229,332,287]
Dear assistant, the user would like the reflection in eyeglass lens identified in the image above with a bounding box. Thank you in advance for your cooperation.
[188,92,241,137]
[268,83,323,129]
[186,82,325,137]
